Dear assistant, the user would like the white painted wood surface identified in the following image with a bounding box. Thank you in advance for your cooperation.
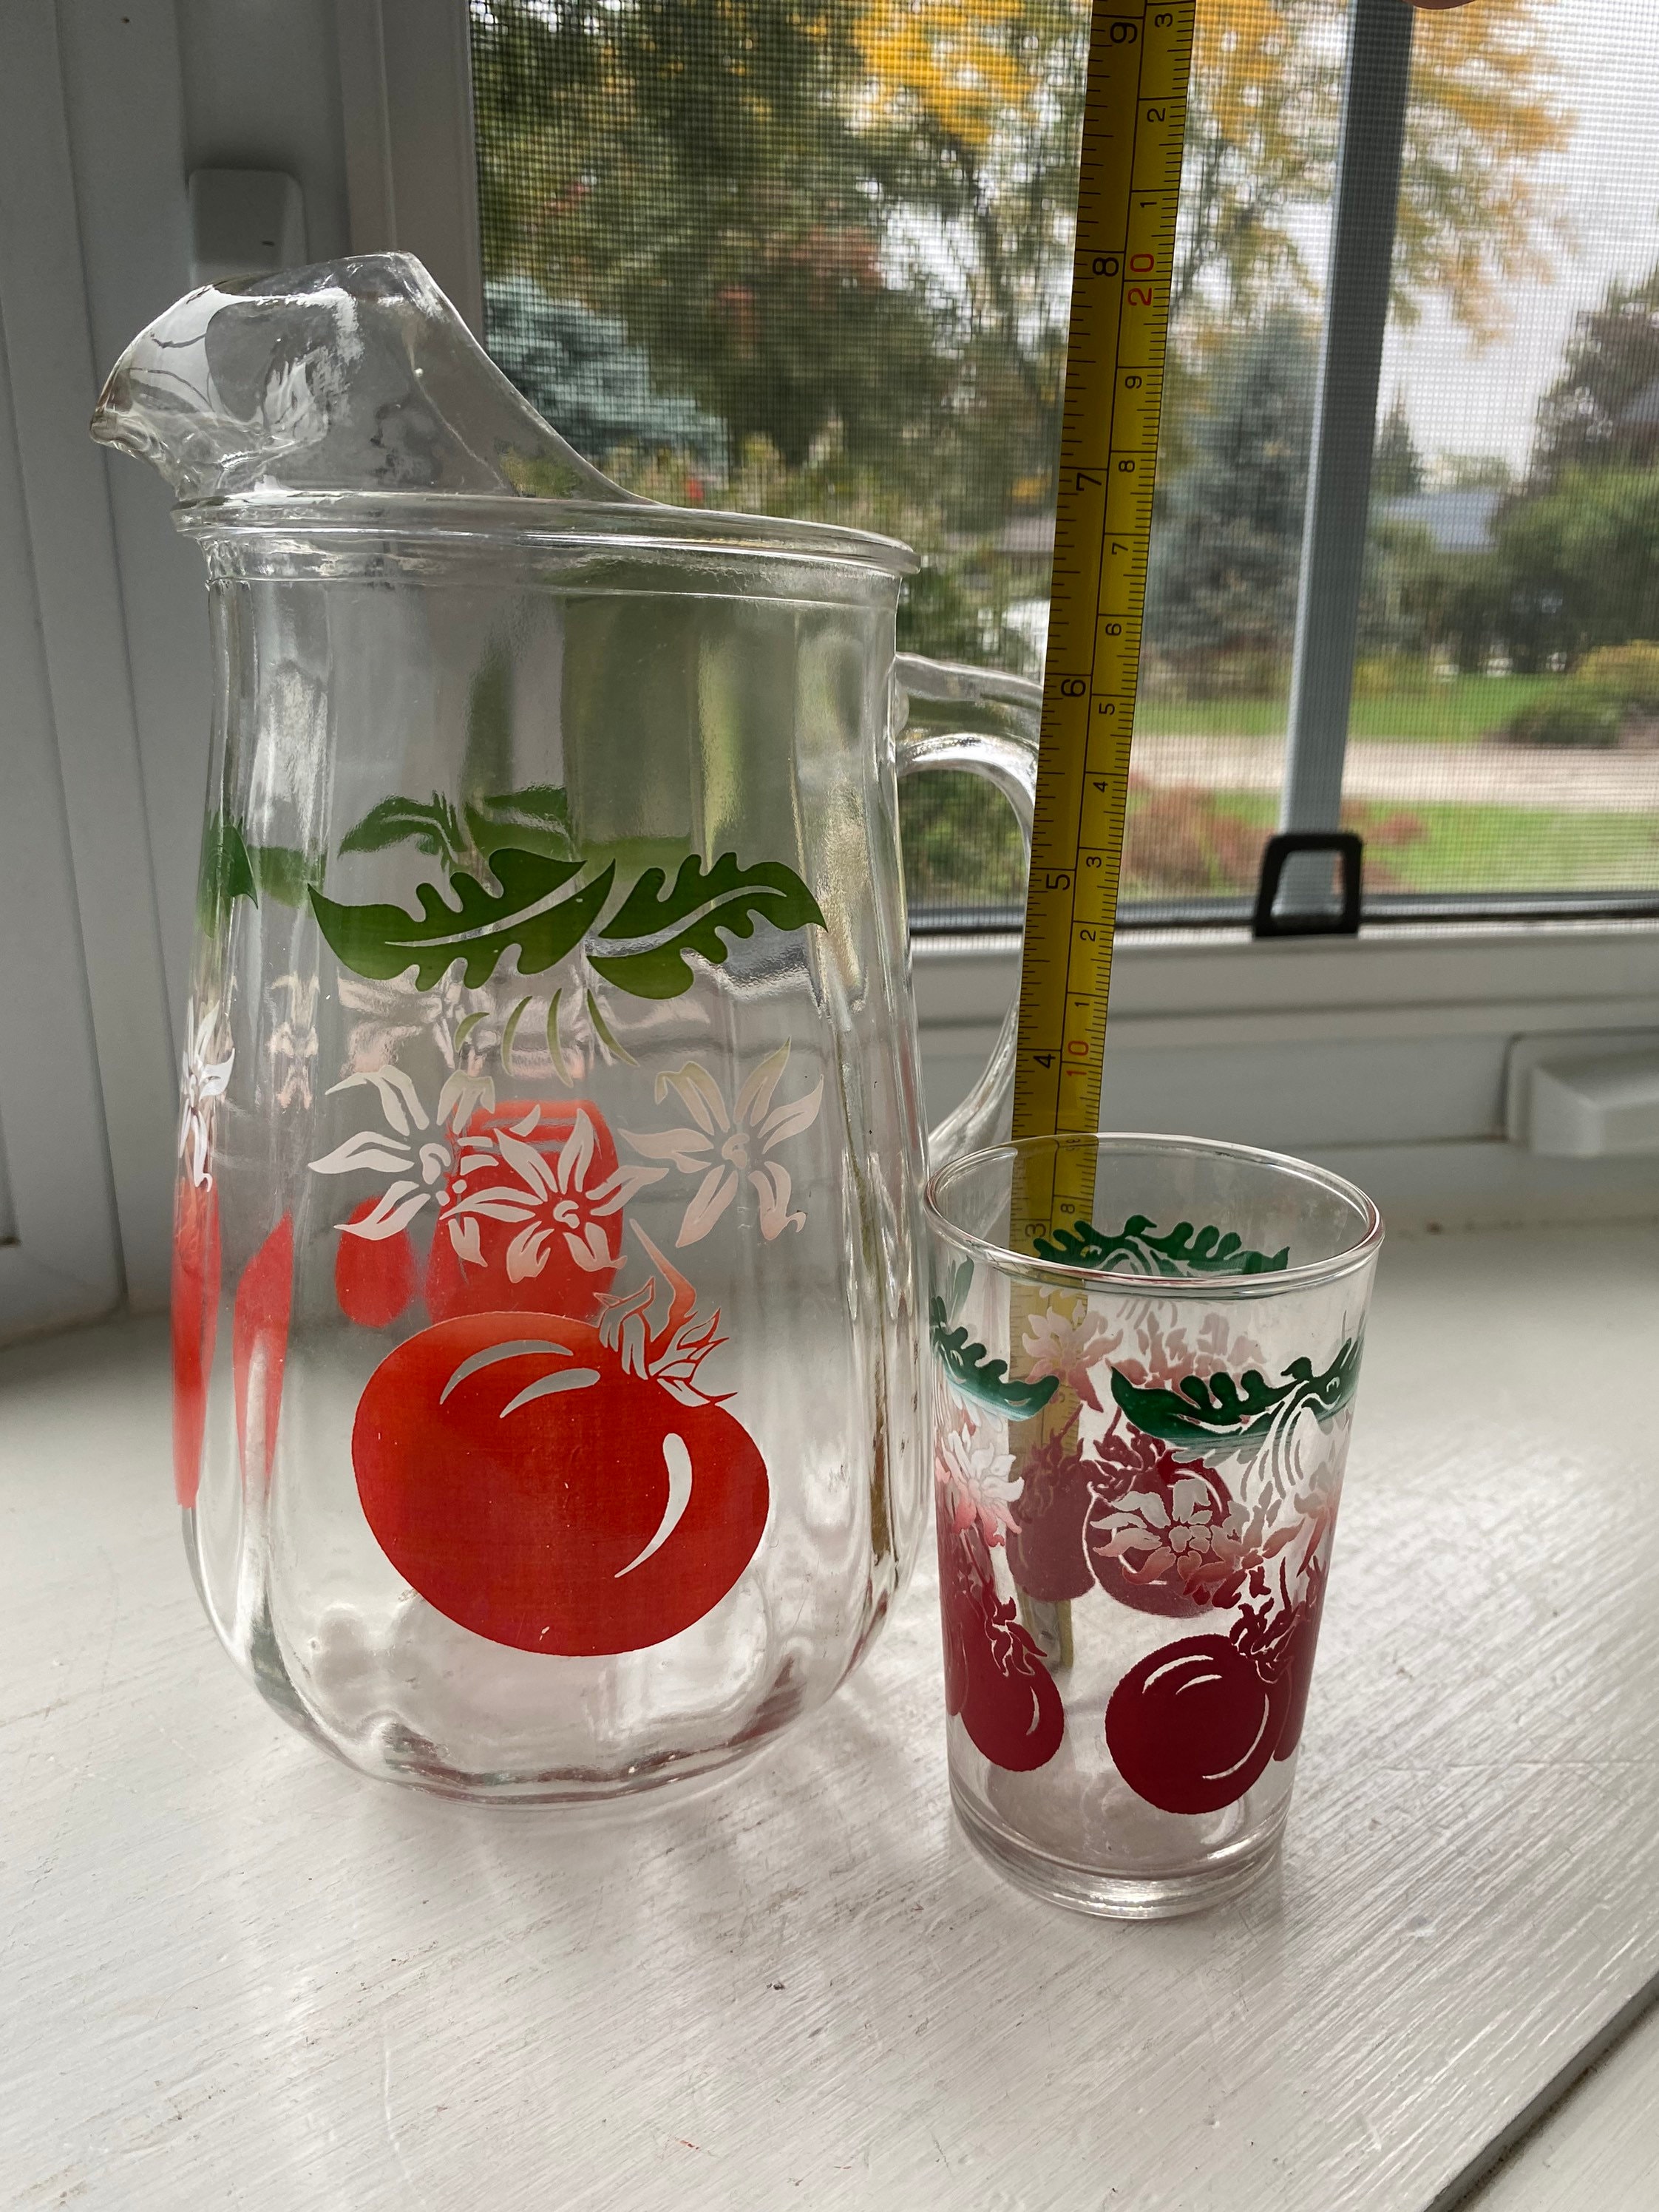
[1462,1998,1659,2211]
[4,1225,1658,2210]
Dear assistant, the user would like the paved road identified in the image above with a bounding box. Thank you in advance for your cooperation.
[1135,736,1659,813]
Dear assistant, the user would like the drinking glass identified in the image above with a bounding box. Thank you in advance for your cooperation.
[926,1133,1382,1918]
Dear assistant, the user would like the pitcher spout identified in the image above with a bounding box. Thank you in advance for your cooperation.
[89,250,641,507]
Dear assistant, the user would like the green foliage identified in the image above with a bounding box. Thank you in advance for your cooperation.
[466,786,579,864]
[472,0,953,478]
[197,815,255,929]
[1372,395,1425,498]
[1031,1214,1290,1277]
[929,1297,1059,1420]
[1503,639,1659,748]
[1144,311,1317,683]
[341,786,579,869]
[248,844,324,907]
[1110,1338,1360,1445]
[1496,467,1659,666]
[340,794,468,865]
[311,850,614,990]
[1503,692,1622,750]
[197,815,321,926]
[311,838,825,999]
[589,853,826,999]
[485,276,727,471]
[1530,260,1659,492]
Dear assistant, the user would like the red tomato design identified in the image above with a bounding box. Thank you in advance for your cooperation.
[1083,1448,1235,1620]
[172,1178,220,1508]
[353,1310,769,1657]
[1269,1573,1326,1764]
[941,1521,1065,1772]
[1003,1434,1095,1604]
[1105,1635,1278,1816]
[335,1201,417,1327]
[425,1099,622,1325]
[234,1216,294,1492]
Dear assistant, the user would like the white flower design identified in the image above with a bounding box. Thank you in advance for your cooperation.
[267,973,319,1110]
[179,998,234,1189]
[307,1070,657,1289]
[620,1043,824,1248]
[441,1104,654,1283]
[1087,1473,1276,1604]
[1021,1300,1119,1407]
[308,1068,454,1240]
[935,1419,1024,1547]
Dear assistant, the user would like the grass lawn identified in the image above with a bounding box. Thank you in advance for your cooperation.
[1220,793,1659,893]
[1134,673,1558,745]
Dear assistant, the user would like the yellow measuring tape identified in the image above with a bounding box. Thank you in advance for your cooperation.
[1011,0,1195,1244]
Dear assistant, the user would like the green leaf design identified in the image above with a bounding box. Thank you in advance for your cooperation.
[1034,1213,1290,1277]
[247,843,323,908]
[1110,1337,1360,1443]
[588,852,827,1000]
[310,848,615,990]
[339,793,467,866]
[197,815,256,928]
[930,1296,1058,1419]
[465,785,577,864]
[198,815,323,923]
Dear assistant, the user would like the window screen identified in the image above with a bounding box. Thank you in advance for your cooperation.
[469,0,1659,927]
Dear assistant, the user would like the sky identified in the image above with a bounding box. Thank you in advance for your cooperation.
[1381,0,1659,472]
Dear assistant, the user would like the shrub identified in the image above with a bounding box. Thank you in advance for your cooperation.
[1575,642,1659,709]
[1502,639,1659,746]
[1504,694,1623,748]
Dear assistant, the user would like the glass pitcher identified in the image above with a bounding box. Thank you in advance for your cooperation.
[92,254,1037,1802]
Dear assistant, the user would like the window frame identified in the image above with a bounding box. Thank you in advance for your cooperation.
[13,0,1654,1341]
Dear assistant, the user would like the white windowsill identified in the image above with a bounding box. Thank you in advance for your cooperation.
[915,923,1659,1229]
[4,1223,1658,2208]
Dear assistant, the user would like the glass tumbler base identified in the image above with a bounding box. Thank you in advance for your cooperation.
[951,1781,1286,1921]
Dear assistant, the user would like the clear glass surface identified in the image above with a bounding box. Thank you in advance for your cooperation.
[91,255,1036,1805]
[926,1133,1382,1917]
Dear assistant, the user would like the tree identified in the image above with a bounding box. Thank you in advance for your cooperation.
[1372,393,1424,496]
[471,0,949,472]
[485,278,728,474]
[1144,310,1317,685]
[1175,0,1569,339]
[1496,467,1659,667]
[1529,262,1659,490]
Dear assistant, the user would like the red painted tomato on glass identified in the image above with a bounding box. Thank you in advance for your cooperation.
[335,1198,417,1327]
[234,1215,294,1491]
[353,1309,768,1657]
[172,1178,220,1508]
[1105,1635,1279,1816]
[941,1524,1065,1771]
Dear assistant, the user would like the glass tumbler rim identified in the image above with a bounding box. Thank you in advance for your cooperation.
[925,1130,1384,1300]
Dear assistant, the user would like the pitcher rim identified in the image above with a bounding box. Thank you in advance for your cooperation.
[172,489,921,577]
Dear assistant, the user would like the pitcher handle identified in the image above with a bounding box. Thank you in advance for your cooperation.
[893,652,1040,1171]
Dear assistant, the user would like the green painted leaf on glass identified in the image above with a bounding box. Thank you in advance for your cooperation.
[930,1296,1058,1419]
[1034,1213,1290,1277]
[197,815,256,929]
[198,816,323,924]
[588,852,827,1000]
[1110,1337,1360,1443]
[247,843,323,907]
[339,793,467,866]
[465,785,577,864]
[310,848,615,990]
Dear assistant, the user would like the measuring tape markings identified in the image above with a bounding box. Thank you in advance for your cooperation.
[1011,0,1195,1243]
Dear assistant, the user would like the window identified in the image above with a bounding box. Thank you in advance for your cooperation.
[467,0,1659,931]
